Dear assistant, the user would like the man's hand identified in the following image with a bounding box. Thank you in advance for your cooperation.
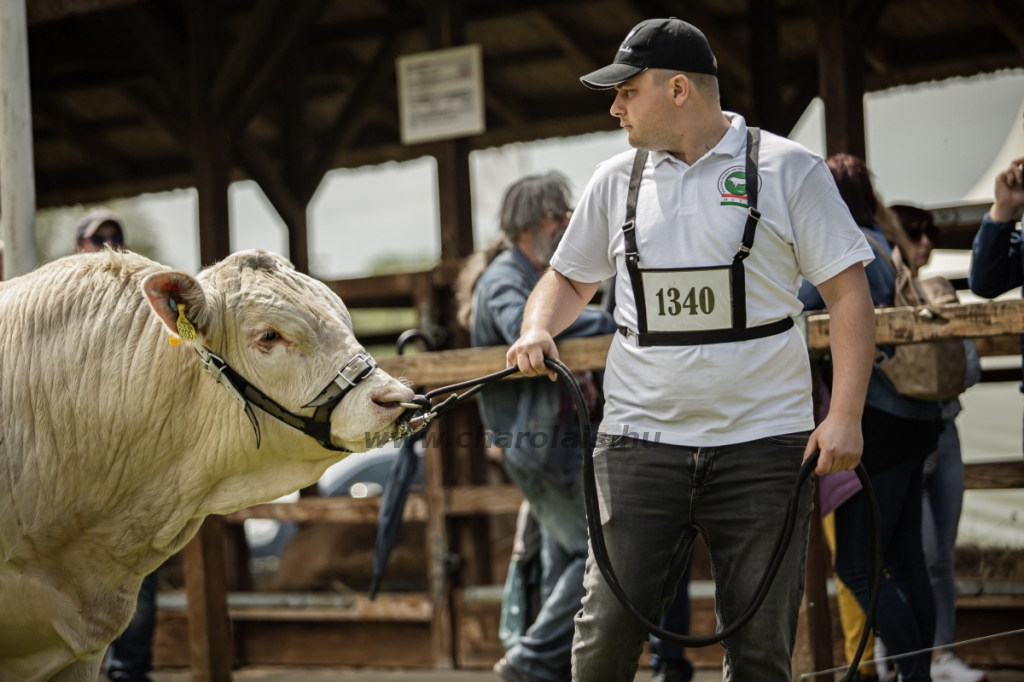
[507,328,559,381]
[805,412,863,475]
[991,156,1024,223]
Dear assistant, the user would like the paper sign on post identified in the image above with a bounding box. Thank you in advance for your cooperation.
[397,44,485,145]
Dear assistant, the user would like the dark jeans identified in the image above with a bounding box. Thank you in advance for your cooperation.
[571,432,813,682]
[648,558,694,679]
[833,407,942,682]
[107,571,157,682]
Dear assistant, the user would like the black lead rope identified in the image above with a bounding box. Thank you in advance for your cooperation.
[413,357,881,681]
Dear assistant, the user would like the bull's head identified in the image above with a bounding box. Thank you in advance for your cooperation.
[140,250,414,454]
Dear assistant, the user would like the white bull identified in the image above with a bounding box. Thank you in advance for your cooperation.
[0,249,414,681]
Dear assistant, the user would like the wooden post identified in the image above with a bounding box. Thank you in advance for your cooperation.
[423,431,455,668]
[0,0,39,279]
[189,0,232,267]
[429,0,475,263]
[183,516,233,682]
[280,54,310,275]
[816,0,866,159]
[748,0,783,134]
[184,3,234,680]
[793,362,835,680]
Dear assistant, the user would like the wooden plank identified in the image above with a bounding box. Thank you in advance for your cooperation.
[963,461,1024,490]
[807,300,1024,350]
[325,262,461,308]
[182,516,233,682]
[210,0,287,118]
[222,495,429,524]
[445,485,523,516]
[377,334,613,386]
[974,334,1021,357]
[229,595,431,622]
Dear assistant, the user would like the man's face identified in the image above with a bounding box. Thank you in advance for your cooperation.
[530,209,571,267]
[76,222,124,253]
[610,71,682,151]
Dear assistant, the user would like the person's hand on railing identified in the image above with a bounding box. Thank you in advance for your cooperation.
[507,328,559,381]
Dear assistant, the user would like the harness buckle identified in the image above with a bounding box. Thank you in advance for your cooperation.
[737,244,751,255]
[622,220,635,232]
[196,347,247,409]
[748,207,761,222]
[335,352,377,388]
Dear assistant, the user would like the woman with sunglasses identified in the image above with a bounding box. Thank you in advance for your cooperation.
[74,207,126,253]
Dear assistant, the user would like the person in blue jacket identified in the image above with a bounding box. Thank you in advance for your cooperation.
[800,155,944,682]
[968,145,1024,455]
[459,173,617,682]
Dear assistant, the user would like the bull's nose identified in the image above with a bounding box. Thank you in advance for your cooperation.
[371,385,415,409]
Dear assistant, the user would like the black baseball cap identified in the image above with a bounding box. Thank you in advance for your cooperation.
[580,18,717,90]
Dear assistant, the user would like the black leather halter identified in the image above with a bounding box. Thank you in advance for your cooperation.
[195,347,378,452]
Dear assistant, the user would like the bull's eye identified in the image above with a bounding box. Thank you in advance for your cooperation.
[259,331,279,342]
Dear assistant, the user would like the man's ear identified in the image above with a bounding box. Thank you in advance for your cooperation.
[141,271,211,339]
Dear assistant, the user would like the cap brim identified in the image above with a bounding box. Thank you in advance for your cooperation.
[580,63,646,90]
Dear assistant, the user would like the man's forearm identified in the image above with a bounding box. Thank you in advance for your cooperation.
[521,270,595,337]
[827,286,875,420]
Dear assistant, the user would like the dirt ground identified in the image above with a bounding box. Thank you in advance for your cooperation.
[150,667,1024,682]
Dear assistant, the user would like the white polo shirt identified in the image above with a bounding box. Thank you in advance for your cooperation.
[550,114,872,447]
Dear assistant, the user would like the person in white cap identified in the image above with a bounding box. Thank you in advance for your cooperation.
[506,17,877,682]
[74,207,125,254]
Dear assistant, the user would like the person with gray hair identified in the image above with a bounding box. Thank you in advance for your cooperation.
[464,172,616,682]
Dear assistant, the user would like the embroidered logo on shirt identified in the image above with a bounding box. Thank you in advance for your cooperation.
[717,166,761,207]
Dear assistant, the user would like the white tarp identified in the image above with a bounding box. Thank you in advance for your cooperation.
[962,94,1024,202]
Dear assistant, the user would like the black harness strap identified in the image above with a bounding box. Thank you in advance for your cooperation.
[197,348,376,452]
[623,149,650,334]
[731,126,761,329]
[620,127,792,347]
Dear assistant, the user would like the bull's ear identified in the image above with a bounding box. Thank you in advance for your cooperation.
[141,271,211,338]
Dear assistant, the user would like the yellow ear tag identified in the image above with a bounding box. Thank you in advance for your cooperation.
[175,304,198,342]
[168,334,181,347]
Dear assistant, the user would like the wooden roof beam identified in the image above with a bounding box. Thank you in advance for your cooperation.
[299,33,402,204]
[108,5,189,115]
[529,11,601,75]
[983,0,1024,60]
[34,98,135,180]
[210,0,288,120]
[225,0,333,135]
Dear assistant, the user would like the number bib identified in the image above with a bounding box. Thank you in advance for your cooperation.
[640,267,733,333]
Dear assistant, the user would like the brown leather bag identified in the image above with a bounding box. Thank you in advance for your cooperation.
[863,233,967,401]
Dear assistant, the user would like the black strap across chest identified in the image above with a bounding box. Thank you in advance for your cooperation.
[620,127,794,346]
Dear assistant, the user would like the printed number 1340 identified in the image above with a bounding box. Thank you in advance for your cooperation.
[656,287,715,316]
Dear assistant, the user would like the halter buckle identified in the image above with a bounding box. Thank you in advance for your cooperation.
[622,220,635,232]
[335,353,377,389]
[196,347,247,409]
[748,207,761,222]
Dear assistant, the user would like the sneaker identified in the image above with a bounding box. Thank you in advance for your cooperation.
[494,657,533,682]
[931,652,987,682]
[652,663,693,682]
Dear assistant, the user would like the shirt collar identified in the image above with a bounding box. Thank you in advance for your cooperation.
[510,245,542,284]
[648,112,747,168]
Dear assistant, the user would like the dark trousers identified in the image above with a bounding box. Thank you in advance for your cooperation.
[833,407,942,682]
[648,558,694,679]
[107,571,157,682]
[571,432,813,682]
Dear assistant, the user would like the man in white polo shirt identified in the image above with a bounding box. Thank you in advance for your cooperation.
[506,18,877,682]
